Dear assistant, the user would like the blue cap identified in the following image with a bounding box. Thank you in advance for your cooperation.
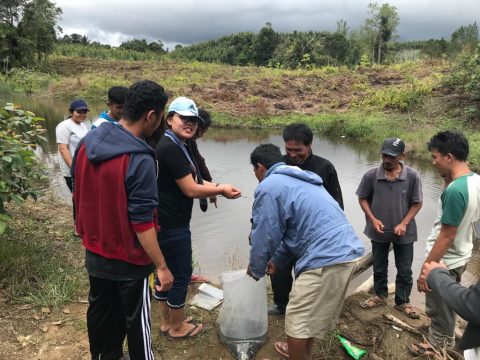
[168,97,204,125]
[69,99,89,111]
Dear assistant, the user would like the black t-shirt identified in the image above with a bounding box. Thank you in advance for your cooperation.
[155,136,195,228]
[85,250,154,281]
[283,152,344,210]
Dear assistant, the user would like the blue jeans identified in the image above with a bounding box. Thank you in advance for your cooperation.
[371,240,413,305]
[154,226,192,308]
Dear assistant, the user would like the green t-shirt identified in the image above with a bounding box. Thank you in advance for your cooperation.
[437,173,480,268]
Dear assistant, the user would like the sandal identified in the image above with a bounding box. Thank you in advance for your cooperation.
[360,295,386,309]
[274,341,289,359]
[407,342,436,357]
[160,316,194,336]
[394,303,420,319]
[167,323,204,341]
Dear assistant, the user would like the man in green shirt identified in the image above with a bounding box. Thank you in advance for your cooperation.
[417,130,480,350]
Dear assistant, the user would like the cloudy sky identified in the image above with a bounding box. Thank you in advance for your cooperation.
[55,0,479,49]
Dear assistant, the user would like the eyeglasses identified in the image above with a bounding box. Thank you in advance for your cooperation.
[75,109,89,114]
[175,113,198,126]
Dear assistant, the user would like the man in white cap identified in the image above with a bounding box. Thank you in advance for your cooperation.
[356,138,423,318]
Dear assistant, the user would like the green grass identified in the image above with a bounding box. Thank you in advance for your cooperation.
[0,196,86,308]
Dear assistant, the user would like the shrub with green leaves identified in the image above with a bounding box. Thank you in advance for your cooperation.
[444,45,480,103]
[0,103,47,235]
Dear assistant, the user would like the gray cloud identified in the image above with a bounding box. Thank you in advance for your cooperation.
[55,0,479,47]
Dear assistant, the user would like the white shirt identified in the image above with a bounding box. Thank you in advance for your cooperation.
[55,118,88,177]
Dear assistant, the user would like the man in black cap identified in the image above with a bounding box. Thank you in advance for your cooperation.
[356,138,423,318]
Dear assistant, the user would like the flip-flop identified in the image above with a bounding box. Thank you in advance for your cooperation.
[360,295,386,309]
[190,274,208,283]
[274,341,289,359]
[407,343,436,357]
[160,316,194,336]
[167,323,204,341]
[394,303,420,319]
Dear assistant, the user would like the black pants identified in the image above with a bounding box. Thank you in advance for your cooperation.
[371,240,414,305]
[64,176,76,221]
[87,275,154,360]
[270,259,295,310]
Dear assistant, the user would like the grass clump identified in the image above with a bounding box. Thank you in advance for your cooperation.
[0,196,86,308]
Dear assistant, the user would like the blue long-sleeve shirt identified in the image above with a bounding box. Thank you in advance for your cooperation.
[249,163,364,279]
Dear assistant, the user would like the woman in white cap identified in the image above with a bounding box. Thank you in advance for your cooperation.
[153,97,241,340]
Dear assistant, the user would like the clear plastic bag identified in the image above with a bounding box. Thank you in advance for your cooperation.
[217,269,268,359]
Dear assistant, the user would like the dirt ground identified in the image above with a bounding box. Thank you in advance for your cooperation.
[0,282,442,360]
[0,197,470,360]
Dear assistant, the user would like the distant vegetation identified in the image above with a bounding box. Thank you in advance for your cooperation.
[1,1,479,71]
[0,1,479,117]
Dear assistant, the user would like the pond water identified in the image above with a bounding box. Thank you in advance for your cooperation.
[6,96,478,307]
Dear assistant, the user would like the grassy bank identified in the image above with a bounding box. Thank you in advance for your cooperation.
[0,196,86,307]
[2,56,479,168]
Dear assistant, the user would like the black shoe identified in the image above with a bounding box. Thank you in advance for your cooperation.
[268,304,285,316]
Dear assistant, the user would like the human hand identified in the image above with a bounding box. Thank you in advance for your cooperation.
[372,218,385,234]
[266,261,276,276]
[155,267,174,292]
[209,196,217,208]
[422,261,447,279]
[393,223,407,236]
[220,184,241,199]
[417,274,431,292]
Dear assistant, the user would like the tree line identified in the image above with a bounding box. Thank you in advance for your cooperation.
[170,5,478,69]
[0,0,61,69]
[0,1,479,71]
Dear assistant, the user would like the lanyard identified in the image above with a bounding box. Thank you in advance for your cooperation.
[164,129,195,170]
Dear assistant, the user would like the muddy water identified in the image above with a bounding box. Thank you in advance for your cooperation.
[7,96,479,307]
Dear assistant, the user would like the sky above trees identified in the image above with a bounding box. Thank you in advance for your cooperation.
[55,0,479,49]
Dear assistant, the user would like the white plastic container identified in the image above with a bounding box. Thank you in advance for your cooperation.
[217,269,268,359]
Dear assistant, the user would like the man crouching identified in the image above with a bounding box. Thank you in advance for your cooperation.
[247,144,364,360]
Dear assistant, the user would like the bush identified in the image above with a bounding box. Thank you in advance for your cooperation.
[444,45,480,100]
[366,79,436,111]
[0,103,47,234]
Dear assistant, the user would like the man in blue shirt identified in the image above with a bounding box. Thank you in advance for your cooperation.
[91,86,128,129]
[247,144,364,360]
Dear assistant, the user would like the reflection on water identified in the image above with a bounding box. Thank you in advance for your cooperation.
[5,95,478,307]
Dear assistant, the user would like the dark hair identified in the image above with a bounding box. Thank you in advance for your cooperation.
[198,108,212,130]
[428,130,469,161]
[108,86,128,104]
[283,123,313,146]
[122,80,168,123]
[250,144,283,170]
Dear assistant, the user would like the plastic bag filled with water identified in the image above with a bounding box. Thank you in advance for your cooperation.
[217,269,268,360]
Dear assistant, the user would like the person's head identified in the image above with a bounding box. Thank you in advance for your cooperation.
[68,99,89,124]
[122,80,168,138]
[165,97,203,141]
[195,108,212,139]
[428,131,469,178]
[380,137,405,171]
[250,144,283,182]
[282,123,313,165]
[107,86,128,121]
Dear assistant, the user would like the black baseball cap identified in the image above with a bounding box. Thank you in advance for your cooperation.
[381,137,405,157]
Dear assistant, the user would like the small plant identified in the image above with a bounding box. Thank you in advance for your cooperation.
[0,103,47,235]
